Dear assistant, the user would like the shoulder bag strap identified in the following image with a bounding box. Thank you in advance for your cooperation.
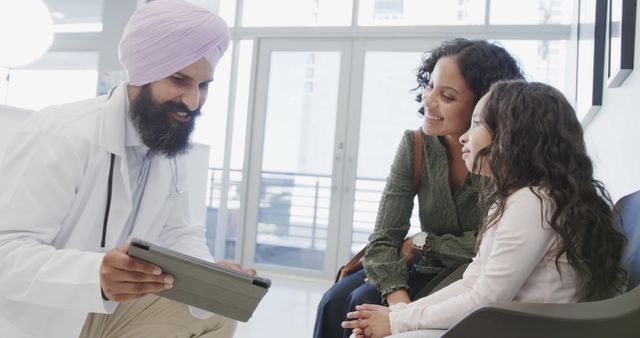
[413,129,423,193]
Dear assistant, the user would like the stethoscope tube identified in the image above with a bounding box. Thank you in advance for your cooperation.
[101,87,118,249]
[101,153,115,248]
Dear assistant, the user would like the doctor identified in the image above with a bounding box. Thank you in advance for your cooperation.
[0,1,252,337]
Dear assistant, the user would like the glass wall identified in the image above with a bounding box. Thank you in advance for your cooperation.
[351,51,424,252]
[496,40,570,94]
[243,0,353,26]
[0,52,98,110]
[489,0,573,24]
[203,0,576,276]
[254,50,342,270]
[203,41,254,260]
[358,0,486,26]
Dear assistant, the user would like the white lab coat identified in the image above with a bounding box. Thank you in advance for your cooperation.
[0,84,213,338]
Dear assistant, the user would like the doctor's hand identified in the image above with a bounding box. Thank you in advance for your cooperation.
[216,260,257,275]
[100,242,174,302]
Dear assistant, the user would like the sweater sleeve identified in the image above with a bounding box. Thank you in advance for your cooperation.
[363,131,416,297]
[425,230,477,267]
[389,189,556,331]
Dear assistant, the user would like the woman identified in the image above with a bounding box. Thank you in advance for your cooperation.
[313,39,524,338]
[343,80,627,338]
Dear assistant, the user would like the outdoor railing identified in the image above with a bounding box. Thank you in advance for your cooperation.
[205,168,388,251]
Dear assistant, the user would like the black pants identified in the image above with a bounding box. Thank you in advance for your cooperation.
[313,266,453,338]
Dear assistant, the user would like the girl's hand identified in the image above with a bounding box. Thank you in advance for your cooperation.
[352,327,367,338]
[355,304,391,313]
[342,308,392,338]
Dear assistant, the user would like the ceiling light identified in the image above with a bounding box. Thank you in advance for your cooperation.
[0,0,54,68]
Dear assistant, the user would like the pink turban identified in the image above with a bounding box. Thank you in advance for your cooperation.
[118,0,230,86]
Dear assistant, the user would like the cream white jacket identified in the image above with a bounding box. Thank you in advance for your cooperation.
[0,84,213,338]
[389,187,578,332]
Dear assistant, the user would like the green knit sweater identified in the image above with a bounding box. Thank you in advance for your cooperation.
[363,130,482,298]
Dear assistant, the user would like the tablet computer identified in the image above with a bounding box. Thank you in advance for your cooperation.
[128,238,271,322]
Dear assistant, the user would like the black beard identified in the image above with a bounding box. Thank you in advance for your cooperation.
[129,85,200,158]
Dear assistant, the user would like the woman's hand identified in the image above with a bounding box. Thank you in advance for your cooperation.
[380,237,420,306]
[400,237,417,265]
[386,288,410,305]
[342,305,392,338]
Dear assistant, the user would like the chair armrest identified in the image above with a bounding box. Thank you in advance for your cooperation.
[443,286,640,338]
[427,263,468,296]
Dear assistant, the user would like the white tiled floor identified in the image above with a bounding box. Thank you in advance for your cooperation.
[234,274,332,338]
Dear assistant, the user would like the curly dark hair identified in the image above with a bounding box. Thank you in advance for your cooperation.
[473,80,627,301]
[415,38,524,116]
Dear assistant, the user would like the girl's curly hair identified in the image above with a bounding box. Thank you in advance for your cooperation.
[473,80,627,301]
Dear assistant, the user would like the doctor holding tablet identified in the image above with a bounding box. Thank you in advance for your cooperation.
[0,1,254,338]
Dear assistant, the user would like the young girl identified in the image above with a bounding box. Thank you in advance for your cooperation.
[343,80,627,338]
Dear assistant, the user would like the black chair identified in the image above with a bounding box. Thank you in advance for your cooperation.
[440,190,640,338]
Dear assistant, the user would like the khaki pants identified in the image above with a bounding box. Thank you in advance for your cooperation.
[79,295,237,338]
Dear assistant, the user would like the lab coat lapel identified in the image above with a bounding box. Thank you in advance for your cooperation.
[98,83,133,247]
[99,83,132,201]
[134,156,171,235]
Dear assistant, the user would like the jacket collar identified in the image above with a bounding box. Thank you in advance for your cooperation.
[99,83,129,157]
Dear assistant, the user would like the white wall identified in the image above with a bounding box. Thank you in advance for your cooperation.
[584,4,640,203]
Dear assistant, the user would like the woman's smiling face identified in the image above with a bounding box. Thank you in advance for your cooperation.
[421,56,477,139]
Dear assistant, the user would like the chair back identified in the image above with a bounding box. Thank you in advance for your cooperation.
[616,190,640,289]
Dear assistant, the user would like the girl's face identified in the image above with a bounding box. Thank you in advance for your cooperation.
[459,93,492,176]
[421,56,476,139]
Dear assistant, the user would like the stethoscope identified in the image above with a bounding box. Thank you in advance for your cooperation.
[101,154,116,248]
[100,153,185,248]
[100,86,185,248]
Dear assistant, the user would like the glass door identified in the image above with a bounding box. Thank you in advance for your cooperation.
[242,38,443,278]
[242,39,352,278]
[336,39,442,266]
